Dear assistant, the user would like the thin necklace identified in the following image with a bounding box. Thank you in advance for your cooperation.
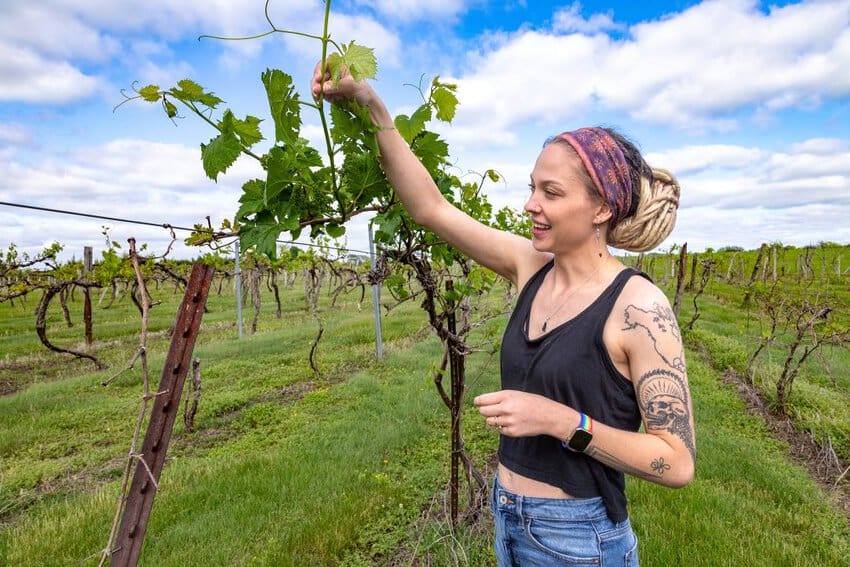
[540,266,601,332]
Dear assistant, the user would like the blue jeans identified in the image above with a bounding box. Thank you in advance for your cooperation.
[491,474,639,566]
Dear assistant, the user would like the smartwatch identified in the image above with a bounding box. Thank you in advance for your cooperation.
[563,413,593,453]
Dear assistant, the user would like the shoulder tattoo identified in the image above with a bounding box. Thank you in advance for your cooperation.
[623,302,686,373]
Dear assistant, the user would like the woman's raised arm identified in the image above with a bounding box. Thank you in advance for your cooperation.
[311,63,540,285]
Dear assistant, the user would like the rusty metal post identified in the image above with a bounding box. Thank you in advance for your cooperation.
[110,263,215,566]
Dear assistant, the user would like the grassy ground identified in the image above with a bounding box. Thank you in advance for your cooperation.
[675,285,850,468]
[1,275,849,565]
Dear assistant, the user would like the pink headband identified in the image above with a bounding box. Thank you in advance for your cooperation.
[554,128,633,228]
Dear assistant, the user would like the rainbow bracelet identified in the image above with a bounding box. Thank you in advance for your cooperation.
[562,413,593,449]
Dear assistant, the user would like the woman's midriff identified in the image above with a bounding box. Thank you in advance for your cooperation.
[497,463,575,498]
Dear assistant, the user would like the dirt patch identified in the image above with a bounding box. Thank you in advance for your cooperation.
[0,378,20,396]
[721,370,850,521]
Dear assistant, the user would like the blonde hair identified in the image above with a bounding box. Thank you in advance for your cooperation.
[608,168,680,252]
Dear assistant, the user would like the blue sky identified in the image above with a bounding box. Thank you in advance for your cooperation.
[1,0,849,262]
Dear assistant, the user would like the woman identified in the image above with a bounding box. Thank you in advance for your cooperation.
[312,64,695,566]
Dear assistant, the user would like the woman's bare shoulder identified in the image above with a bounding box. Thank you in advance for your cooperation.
[513,247,553,291]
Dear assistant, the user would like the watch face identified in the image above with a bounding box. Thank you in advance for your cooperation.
[568,429,593,452]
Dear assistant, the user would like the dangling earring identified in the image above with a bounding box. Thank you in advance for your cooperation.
[594,225,603,258]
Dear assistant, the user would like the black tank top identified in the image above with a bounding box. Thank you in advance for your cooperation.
[499,261,646,523]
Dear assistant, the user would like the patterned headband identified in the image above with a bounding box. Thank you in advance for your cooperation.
[553,127,633,228]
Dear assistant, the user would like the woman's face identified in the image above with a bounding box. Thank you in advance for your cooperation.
[524,142,604,254]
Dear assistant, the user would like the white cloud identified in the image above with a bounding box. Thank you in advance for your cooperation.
[327,13,403,69]
[0,43,100,104]
[647,138,850,210]
[765,149,850,182]
[447,0,850,139]
[43,0,292,39]
[126,58,198,94]
[0,0,349,105]
[0,123,33,146]
[0,4,121,61]
[645,144,768,175]
[0,137,266,260]
[676,202,850,250]
[613,0,850,126]
[789,137,847,154]
[552,2,622,34]
[449,31,604,143]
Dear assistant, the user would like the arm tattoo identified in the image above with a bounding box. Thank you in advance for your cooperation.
[637,368,697,461]
[623,303,686,373]
[585,445,665,482]
[651,457,671,475]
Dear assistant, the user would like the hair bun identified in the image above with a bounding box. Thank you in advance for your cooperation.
[608,167,680,252]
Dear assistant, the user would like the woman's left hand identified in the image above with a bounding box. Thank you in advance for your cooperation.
[473,389,570,438]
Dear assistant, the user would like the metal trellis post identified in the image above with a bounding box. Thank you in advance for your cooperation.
[234,239,243,339]
[368,223,383,360]
[109,263,215,566]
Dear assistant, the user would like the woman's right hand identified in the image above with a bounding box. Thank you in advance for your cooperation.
[310,61,375,107]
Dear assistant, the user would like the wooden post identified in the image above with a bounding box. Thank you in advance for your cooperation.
[772,245,778,282]
[83,246,93,347]
[672,243,688,316]
[109,264,215,566]
[446,280,464,527]
[687,253,699,292]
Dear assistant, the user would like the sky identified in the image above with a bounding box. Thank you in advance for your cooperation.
[1,0,849,263]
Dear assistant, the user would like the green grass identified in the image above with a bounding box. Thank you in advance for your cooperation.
[2,273,850,566]
[678,291,850,466]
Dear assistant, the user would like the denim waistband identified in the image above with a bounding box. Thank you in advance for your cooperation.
[493,473,609,522]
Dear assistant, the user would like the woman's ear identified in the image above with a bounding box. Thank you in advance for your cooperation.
[593,202,612,226]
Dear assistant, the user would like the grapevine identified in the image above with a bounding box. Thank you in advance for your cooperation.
[119,0,531,522]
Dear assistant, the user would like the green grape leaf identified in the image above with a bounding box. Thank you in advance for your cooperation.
[326,42,377,83]
[233,114,264,147]
[342,42,377,80]
[139,85,161,102]
[385,273,409,300]
[185,224,214,246]
[394,105,431,143]
[326,224,346,238]
[197,92,224,108]
[264,145,295,203]
[432,80,458,122]
[201,130,242,181]
[174,79,204,101]
[240,212,283,259]
[430,243,455,266]
[330,102,379,153]
[375,208,403,241]
[261,69,301,145]
[292,137,323,169]
[236,179,266,219]
[341,152,386,207]
[330,103,359,144]
[412,131,448,172]
[281,209,302,232]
